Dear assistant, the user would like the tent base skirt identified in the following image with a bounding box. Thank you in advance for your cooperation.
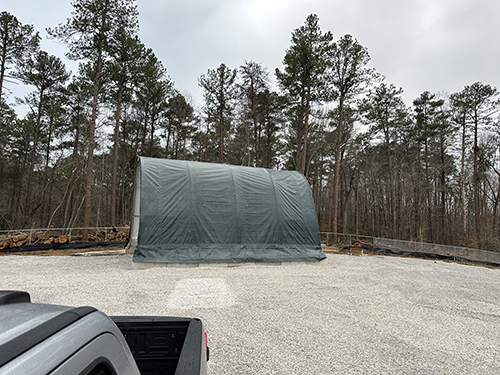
[132,257,328,269]
[132,243,327,264]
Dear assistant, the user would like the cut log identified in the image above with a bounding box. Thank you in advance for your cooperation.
[349,248,365,256]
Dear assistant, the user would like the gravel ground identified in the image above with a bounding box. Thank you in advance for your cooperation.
[1,253,499,374]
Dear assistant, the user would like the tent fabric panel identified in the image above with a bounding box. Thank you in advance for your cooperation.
[138,159,192,246]
[132,157,325,263]
[133,244,324,263]
[190,162,239,244]
[233,167,279,244]
[270,170,321,246]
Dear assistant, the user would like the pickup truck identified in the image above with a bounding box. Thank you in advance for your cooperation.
[0,291,208,375]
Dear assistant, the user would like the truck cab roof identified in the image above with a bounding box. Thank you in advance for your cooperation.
[0,291,139,375]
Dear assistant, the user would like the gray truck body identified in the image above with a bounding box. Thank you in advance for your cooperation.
[0,291,208,375]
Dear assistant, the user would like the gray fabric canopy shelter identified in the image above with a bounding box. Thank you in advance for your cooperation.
[128,157,326,263]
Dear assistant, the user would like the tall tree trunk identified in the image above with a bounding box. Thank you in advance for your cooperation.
[218,108,224,162]
[149,113,156,155]
[140,109,148,155]
[82,48,103,237]
[41,115,54,225]
[414,174,421,241]
[440,138,446,244]
[25,88,45,224]
[342,171,354,235]
[300,87,311,175]
[424,139,433,243]
[249,80,260,168]
[253,112,259,167]
[473,111,480,241]
[165,125,171,158]
[110,85,123,226]
[0,32,7,101]
[44,115,53,170]
[265,116,272,168]
[83,0,110,236]
[63,115,81,227]
[354,185,358,234]
[497,167,500,240]
[332,95,345,241]
[461,119,467,239]
[317,160,323,228]
[385,132,397,237]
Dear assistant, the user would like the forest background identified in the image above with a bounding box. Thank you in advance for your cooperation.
[1,0,500,251]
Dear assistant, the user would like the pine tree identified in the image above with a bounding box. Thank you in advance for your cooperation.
[239,61,269,167]
[329,34,376,238]
[165,93,195,160]
[412,91,448,242]
[134,48,173,157]
[361,83,411,237]
[48,0,138,231]
[0,11,40,101]
[276,14,332,174]
[15,50,69,224]
[450,82,499,240]
[198,63,237,163]
[106,27,143,225]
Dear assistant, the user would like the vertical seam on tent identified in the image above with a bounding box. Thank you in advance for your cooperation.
[228,166,241,244]
[267,169,283,244]
[294,171,321,245]
[295,171,308,230]
[137,158,142,243]
[135,158,143,245]
[185,161,193,245]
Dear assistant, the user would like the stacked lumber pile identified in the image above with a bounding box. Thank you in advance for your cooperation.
[0,234,30,249]
[349,239,373,256]
[0,232,71,249]
[80,228,129,242]
[0,227,129,250]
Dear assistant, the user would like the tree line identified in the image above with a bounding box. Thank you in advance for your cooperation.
[1,3,499,251]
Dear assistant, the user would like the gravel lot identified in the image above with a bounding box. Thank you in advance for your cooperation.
[1,253,499,374]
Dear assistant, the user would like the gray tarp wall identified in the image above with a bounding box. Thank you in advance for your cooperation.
[129,157,326,263]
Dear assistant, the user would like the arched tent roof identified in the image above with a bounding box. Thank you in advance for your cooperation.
[128,157,325,263]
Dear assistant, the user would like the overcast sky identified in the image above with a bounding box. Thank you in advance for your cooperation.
[4,0,500,109]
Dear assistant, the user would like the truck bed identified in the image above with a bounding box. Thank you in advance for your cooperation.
[112,316,208,375]
[0,291,208,375]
